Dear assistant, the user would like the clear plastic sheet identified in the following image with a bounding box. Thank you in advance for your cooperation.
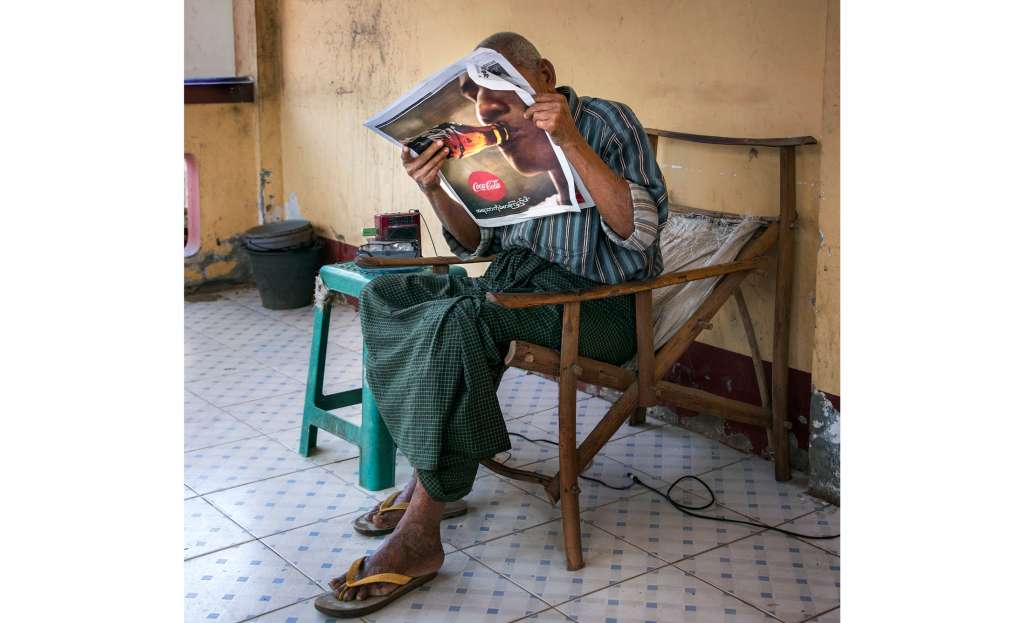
[649,211,766,351]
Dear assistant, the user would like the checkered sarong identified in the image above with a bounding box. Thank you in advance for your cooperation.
[359,248,637,501]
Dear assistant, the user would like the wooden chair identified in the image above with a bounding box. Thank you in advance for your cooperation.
[357,128,817,570]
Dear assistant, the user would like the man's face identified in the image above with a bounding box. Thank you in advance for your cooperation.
[458,64,558,175]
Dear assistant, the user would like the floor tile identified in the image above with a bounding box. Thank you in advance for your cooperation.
[226,391,308,435]
[244,596,339,622]
[324,453,415,499]
[465,521,662,606]
[187,367,306,408]
[497,374,588,420]
[185,497,255,559]
[780,506,840,556]
[494,418,560,468]
[187,303,270,338]
[185,435,317,495]
[270,424,361,465]
[804,607,839,622]
[186,411,262,452]
[676,459,827,526]
[248,303,317,331]
[209,315,312,350]
[205,467,378,538]
[214,286,266,309]
[557,565,776,622]
[678,530,840,623]
[186,329,227,356]
[364,551,554,623]
[260,512,388,588]
[320,306,363,353]
[520,396,662,444]
[183,540,321,622]
[599,426,749,486]
[582,491,761,564]
[509,452,663,512]
[186,346,269,383]
[186,484,199,499]
[442,475,561,550]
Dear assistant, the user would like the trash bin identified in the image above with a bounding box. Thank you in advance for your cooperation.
[243,220,320,309]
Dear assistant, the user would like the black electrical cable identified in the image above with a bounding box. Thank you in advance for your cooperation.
[506,432,838,540]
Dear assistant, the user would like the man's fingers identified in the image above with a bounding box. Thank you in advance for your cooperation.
[533,92,563,103]
[405,141,446,174]
[404,140,443,170]
[409,145,449,178]
[524,103,560,119]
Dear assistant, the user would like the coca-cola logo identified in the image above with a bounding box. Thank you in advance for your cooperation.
[468,171,507,201]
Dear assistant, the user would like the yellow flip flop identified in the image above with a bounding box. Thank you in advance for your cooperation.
[313,556,437,618]
[353,491,468,536]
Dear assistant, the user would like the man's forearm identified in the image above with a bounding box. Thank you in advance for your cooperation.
[559,140,634,239]
[424,186,481,252]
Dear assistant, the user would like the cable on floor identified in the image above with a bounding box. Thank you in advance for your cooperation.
[506,431,839,541]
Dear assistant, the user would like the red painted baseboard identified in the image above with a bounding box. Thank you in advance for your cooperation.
[664,341,839,454]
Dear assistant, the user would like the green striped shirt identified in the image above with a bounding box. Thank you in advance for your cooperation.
[444,85,668,284]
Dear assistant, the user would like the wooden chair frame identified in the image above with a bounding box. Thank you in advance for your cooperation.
[357,128,817,570]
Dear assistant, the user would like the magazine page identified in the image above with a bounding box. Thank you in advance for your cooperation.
[365,49,594,227]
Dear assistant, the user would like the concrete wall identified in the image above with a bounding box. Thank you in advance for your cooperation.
[185,0,237,78]
[183,103,260,285]
[808,0,840,503]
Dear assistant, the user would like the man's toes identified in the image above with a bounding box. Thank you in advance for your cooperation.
[356,586,369,601]
[368,582,395,598]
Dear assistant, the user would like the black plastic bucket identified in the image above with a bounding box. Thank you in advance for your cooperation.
[243,220,319,310]
[245,242,320,309]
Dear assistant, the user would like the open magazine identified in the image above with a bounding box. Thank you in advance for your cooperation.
[365,48,594,227]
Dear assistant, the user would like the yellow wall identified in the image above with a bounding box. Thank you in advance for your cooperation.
[183,102,260,285]
[812,0,840,396]
[269,0,837,379]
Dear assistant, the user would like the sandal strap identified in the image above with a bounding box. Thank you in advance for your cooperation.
[377,491,409,514]
[341,556,412,590]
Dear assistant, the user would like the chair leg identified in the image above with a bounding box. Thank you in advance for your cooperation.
[629,406,647,426]
[559,301,584,571]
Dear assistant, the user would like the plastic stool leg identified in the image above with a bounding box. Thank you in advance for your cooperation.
[299,296,332,456]
[358,350,396,490]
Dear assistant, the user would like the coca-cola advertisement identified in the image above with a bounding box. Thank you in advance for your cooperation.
[365,48,594,227]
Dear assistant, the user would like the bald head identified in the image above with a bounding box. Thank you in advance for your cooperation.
[476,32,542,71]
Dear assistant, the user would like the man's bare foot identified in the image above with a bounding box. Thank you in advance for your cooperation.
[364,473,418,530]
[329,482,445,601]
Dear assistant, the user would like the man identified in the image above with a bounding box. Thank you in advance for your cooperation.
[316,32,668,617]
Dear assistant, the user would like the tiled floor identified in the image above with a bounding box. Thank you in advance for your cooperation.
[185,286,839,622]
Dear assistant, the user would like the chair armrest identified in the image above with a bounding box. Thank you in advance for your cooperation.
[355,255,496,269]
[485,257,769,309]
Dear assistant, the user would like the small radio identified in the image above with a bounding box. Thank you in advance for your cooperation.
[356,210,422,263]
[374,211,421,249]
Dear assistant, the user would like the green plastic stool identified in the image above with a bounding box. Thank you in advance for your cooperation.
[298,261,467,491]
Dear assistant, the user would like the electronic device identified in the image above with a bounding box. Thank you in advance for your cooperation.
[374,210,421,250]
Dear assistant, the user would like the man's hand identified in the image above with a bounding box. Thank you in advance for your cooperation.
[524,93,583,147]
[402,140,449,192]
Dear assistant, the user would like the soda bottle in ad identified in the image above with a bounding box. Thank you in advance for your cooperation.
[404,122,511,159]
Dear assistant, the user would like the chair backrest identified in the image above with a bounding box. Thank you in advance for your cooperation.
[651,212,766,349]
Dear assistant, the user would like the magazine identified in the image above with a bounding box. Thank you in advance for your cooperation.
[365,48,594,227]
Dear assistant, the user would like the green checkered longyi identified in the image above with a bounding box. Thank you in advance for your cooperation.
[359,248,636,501]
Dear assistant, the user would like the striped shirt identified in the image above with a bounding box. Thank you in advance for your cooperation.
[443,85,669,284]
